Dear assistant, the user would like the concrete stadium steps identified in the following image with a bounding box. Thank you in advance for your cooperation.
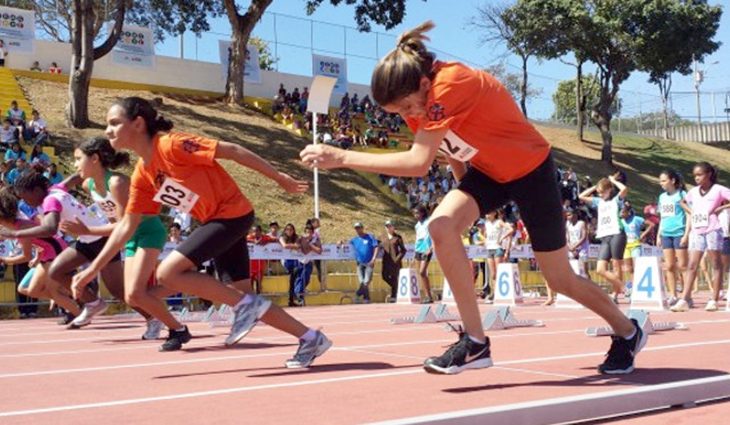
[0,68,32,112]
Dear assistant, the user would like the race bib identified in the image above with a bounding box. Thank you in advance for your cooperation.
[438,130,478,162]
[660,202,675,217]
[597,201,620,237]
[153,178,199,214]
[692,212,709,228]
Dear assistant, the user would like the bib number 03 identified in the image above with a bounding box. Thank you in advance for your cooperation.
[153,178,200,214]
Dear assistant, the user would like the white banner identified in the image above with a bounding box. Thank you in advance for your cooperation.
[218,40,261,84]
[312,54,347,95]
[111,25,155,68]
[0,6,35,54]
[245,242,661,261]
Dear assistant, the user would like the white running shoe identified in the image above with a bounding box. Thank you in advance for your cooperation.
[68,299,108,329]
[285,331,332,368]
[705,300,718,312]
[670,299,689,312]
[225,296,272,346]
[142,318,165,340]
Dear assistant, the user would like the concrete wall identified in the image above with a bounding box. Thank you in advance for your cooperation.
[7,40,371,107]
[639,121,730,143]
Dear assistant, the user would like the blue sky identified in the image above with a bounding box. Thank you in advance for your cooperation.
[154,0,730,121]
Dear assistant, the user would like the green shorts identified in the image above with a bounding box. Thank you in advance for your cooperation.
[124,216,168,257]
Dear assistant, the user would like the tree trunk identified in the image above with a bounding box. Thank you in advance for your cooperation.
[575,63,583,140]
[599,120,612,164]
[66,0,126,129]
[223,0,273,105]
[520,56,528,117]
[66,0,94,128]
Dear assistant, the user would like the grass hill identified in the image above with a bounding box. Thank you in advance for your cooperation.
[18,75,730,242]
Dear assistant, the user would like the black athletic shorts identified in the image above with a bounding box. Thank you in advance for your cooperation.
[458,153,566,252]
[598,233,627,261]
[414,252,432,262]
[74,237,122,263]
[175,212,254,283]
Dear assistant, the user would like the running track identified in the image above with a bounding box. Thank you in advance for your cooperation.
[1,296,728,424]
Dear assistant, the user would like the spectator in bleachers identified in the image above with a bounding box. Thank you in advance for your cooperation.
[6,101,26,131]
[247,224,276,294]
[48,62,62,74]
[340,92,350,111]
[360,94,372,111]
[1,118,18,147]
[280,223,303,307]
[0,161,9,185]
[43,163,63,185]
[299,87,309,113]
[278,83,286,98]
[296,221,322,303]
[29,144,50,169]
[267,221,280,239]
[351,93,359,112]
[0,39,7,67]
[291,88,300,106]
[23,109,48,145]
[349,222,380,303]
[559,169,579,208]
[5,142,26,165]
[380,219,406,301]
[29,61,42,72]
[6,158,29,185]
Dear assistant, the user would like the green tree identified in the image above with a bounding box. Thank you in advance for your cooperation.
[470,2,545,117]
[485,63,542,106]
[552,75,618,126]
[249,36,277,71]
[634,0,721,139]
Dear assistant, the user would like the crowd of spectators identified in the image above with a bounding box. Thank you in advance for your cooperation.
[272,83,406,151]
[28,60,62,74]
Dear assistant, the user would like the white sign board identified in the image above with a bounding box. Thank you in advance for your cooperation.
[0,6,35,54]
[218,40,261,84]
[111,25,155,68]
[312,54,347,95]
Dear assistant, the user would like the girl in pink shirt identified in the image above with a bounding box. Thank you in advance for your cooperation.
[673,162,730,312]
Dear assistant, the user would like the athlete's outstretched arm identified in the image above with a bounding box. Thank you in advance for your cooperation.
[71,213,142,297]
[215,141,308,194]
[300,127,448,177]
[4,212,60,239]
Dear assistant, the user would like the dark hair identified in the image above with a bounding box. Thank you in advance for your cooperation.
[169,222,181,230]
[0,187,19,222]
[13,171,49,193]
[660,169,686,192]
[282,223,298,243]
[371,21,436,106]
[413,204,429,218]
[114,97,174,137]
[253,224,262,232]
[269,221,279,227]
[694,162,718,185]
[77,137,130,169]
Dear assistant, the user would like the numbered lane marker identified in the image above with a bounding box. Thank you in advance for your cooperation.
[630,256,667,311]
[396,268,421,304]
[493,263,523,305]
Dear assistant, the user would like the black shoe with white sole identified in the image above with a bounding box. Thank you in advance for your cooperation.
[423,330,492,375]
[598,318,647,375]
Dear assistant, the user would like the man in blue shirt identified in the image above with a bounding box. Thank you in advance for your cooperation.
[349,222,380,303]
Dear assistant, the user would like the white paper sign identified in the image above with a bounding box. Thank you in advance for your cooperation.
[0,6,35,53]
[307,75,337,115]
[630,256,667,311]
[396,268,421,304]
[493,263,523,305]
[312,54,347,95]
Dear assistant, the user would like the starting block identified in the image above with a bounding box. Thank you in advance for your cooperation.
[390,304,460,324]
[585,309,688,337]
[209,304,235,328]
[482,306,544,331]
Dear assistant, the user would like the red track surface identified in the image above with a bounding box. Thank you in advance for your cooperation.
[1,294,728,424]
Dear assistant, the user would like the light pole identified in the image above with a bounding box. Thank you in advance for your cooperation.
[693,58,720,126]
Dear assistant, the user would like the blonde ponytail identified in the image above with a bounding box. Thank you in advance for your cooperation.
[371,21,436,106]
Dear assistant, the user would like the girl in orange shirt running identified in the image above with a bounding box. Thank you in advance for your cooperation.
[301,21,645,375]
[72,97,331,368]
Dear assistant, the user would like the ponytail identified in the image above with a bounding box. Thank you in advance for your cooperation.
[77,137,130,169]
[115,97,174,137]
[371,21,436,106]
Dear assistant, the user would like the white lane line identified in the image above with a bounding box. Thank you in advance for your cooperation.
[0,336,728,380]
[2,339,729,418]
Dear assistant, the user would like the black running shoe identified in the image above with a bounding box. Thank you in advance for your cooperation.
[159,326,192,352]
[57,312,76,325]
[598,318,647,375]
[423,329,492,375]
